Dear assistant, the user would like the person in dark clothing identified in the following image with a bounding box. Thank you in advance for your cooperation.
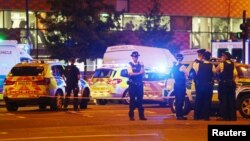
[127,51,147,121]
[171,54,188,120]
[63,57,80,111]
[216,52,237,121]
[191,49,206,90]
[193,51,215,120]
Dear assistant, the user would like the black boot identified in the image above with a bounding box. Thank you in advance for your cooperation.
[139,109,147,120]
[129,110,135,121]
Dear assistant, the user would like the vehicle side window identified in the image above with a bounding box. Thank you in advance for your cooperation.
[120,69,128,77]
[52,66,60,77]
[56,65,64,77]
[237,66,250,78]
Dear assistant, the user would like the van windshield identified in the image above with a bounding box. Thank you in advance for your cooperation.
[93,69,114,78]
[10,66,44,76]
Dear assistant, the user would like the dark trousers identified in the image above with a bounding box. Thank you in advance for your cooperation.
[128,84,145,118]
[64,84,79,109]
[194,83,213,120]
[174,83,186,118]
[218,81,237,120]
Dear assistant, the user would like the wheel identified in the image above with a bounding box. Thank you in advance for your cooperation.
[96,99,108,105]
[122,89,130,105]
[238,94,250,119]
[6,102,18,112]
[50,90,64,111]
[80,88,90,109]
[170,97,191,115]
[38,104,47,110]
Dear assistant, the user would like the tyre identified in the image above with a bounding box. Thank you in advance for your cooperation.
[122,89,130,105]
[38,104,47,110]
[170,97,192,115]
[238,94,250,119]
[96,99,108,105]
[80,88,90,109]
[6,102,18,112]
[50,90,63,111]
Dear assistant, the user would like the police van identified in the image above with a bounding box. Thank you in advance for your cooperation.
[0,40,32,100]
[89,45,176,105]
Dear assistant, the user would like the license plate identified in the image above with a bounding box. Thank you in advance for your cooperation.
[18,82,31,85]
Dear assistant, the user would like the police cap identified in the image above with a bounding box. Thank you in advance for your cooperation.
[176,54,184,60]
[197,49,206,54]
[222,52,232,59]
[203,51,211,60]
[131,51,140,57]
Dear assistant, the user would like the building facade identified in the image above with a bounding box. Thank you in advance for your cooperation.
[0,0,250,59]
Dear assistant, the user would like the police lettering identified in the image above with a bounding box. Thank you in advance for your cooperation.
[212,129,247,136]
[0,50,12,54]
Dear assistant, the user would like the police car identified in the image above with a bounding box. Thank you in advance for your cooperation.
[168,61,250,119]
[89,65,169,106]
[3,61,90,111]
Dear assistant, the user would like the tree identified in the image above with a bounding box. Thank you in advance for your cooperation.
[137,0,175,51]
[38,0,122,64]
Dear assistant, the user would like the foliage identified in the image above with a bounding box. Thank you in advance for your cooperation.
[38,0,122,62]
[137,0,174,50]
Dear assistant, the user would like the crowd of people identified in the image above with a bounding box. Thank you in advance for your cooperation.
[171,49,237,121]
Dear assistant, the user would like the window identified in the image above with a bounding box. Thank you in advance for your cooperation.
[217,48,228,58]
[0,11,3,28]
[93,69,113,78]
[192,17,211,32]
[10,66,44,76]
[232,48,242,62]
[120,69,128,77]
[237,66,250,78]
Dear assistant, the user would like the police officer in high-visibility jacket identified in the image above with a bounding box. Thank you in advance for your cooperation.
[191,49,206,90]
[216,52,237,121]
[127,51,147,121]
[193,51,215,120]
[171,54,188,120]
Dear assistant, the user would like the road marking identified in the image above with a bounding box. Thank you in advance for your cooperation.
[0,133,159,141]
[0,132,8,135]
[17,116,26,119]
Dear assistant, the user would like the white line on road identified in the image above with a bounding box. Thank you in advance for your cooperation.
[0,133,159,141]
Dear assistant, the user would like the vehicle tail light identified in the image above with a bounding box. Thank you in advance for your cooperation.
[88,78,93,85]
[4,79,15,85]
[108,79,122,85]
[36,78,50,85]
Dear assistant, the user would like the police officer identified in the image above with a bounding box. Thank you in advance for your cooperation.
[216,52,237,121]
[63,57,80,111]
[191,49,206,89]
[193,51,215,120]
[171,54,188,120]
[127,51,147,121]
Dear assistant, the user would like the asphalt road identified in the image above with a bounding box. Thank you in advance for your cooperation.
[0,103,249,141]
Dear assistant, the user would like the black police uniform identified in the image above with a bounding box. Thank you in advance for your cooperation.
[128,62,146,120]
[194,62,214,120]
[190,49,205,90]
[172,63,186,119]
[64,64,80,111]
[218,60,237,121]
